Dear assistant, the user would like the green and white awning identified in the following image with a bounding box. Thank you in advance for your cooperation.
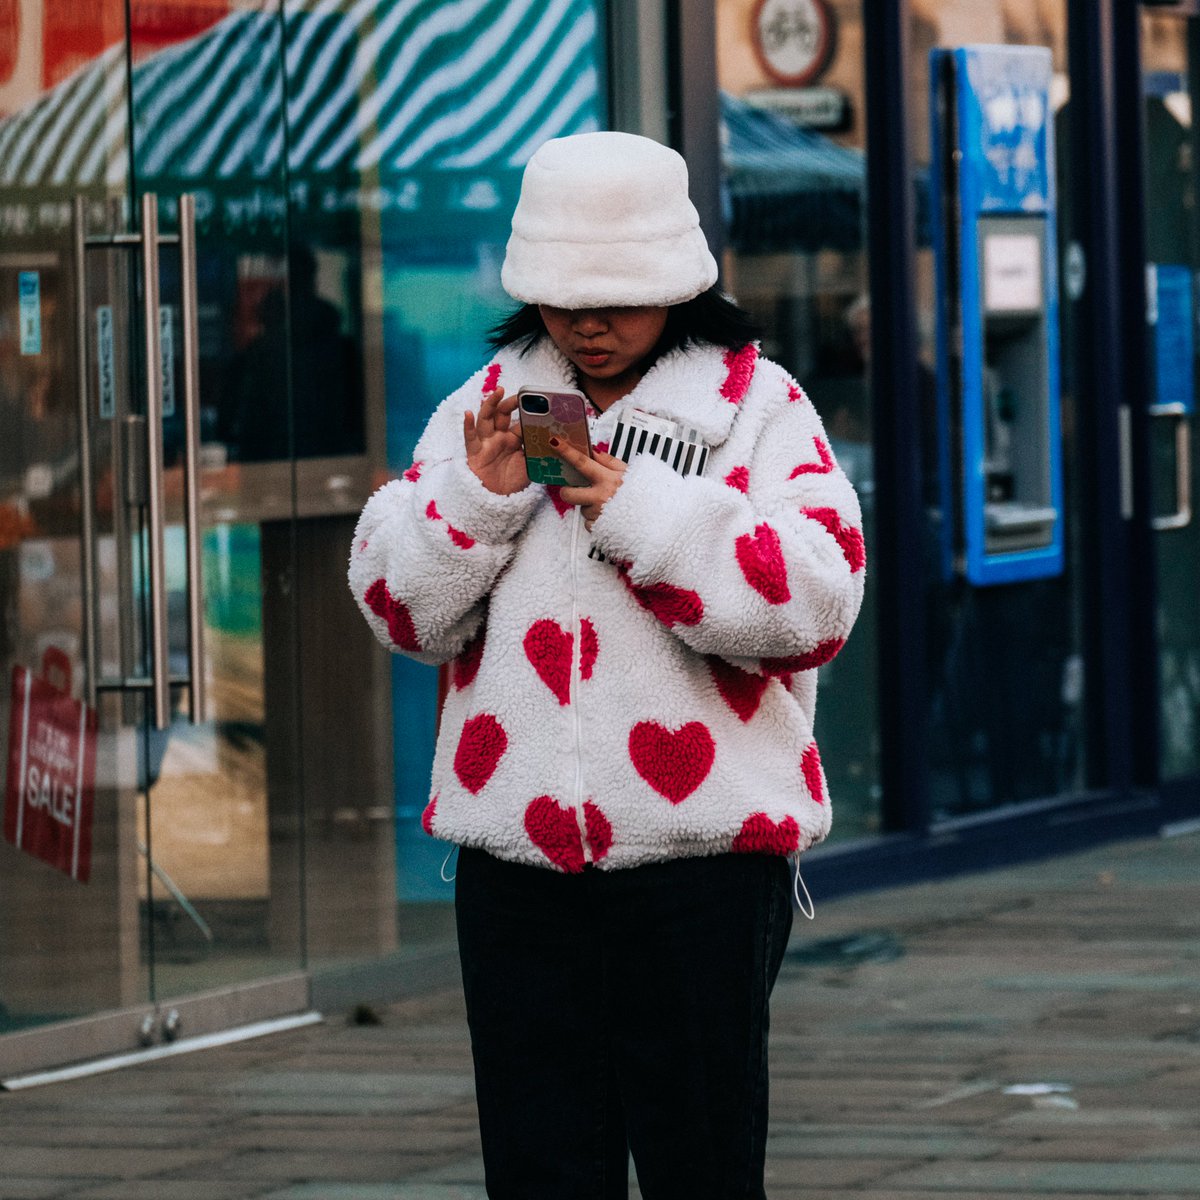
[0,0,602,190]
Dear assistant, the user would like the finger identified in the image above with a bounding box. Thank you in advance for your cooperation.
[463,409,478,448]
[593,451,626,471]
[547,436,605,480]
[557,484,598,507]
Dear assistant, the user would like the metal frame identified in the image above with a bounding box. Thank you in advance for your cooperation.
[862,0,930,835]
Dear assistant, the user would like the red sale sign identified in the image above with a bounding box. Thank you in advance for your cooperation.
[4,648,96,882]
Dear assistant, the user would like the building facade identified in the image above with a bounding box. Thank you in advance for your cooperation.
[0,0,1197,1075]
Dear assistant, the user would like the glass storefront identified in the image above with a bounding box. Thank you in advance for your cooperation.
[2,0,1199,1071]
[717,0,880,840]
[0,0,607,1054]
[1140,10,1200,783]
[910,0,1090,820]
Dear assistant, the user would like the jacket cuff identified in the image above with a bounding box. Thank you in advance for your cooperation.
[589,452,685,571]
[432,457,540,546]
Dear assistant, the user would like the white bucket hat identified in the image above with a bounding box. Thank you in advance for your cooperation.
[501,131,718,310]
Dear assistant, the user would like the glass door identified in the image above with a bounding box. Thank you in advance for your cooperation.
[0,0,152,1043]
[1139,7,1200,807]
[0,0,306,1063]
[126,1,306,1020]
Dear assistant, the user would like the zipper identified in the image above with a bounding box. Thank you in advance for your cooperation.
[568,504,589,863]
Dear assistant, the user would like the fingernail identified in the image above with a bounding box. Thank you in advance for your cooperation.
[548,436,560,447]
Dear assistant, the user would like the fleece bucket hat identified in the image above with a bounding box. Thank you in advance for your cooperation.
[501,131,718,310]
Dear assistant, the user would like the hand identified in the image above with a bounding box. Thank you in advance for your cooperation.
[549,437,626,529]
[464,388,528,495]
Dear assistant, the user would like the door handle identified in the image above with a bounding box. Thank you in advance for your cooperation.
[1149,403,1193,532]
[72,192,205,729]
[179,194,206,725]
[72,197,100,711]
[140,193,172,730]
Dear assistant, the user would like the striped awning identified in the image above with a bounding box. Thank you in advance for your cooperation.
[0,0,601,191]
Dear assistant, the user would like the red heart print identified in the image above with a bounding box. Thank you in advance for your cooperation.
[724,465,750,493]
[620,572,704,627]
[720,343,758,404]
[403,461,423,482]
[421,795,437,836]
[482,362,502,394]
[802,506,865,573]
[628,721,715,804]
[762,639,845,675]
[708,657,769,722]
[454,713,507,794]
[786,381,804,403]
[545,486,571,518]
[732,813,800,855]
[801,742,826,805]
[736,523,791,605]
[524,795,586,873]
[579,619,598,681]
[364,579,421,651]
[524,620,573,705]
[584,800,612,862]
[524,619,600,703]
[453,627,486,689]
[788,437,835,478]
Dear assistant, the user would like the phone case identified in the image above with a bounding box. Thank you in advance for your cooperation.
[518,387,592,487]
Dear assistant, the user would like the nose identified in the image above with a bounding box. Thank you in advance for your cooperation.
[570,309,609,336]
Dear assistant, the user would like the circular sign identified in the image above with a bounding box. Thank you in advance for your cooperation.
[752,0,836,88]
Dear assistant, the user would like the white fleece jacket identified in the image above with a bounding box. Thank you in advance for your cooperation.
[348,338,864,872]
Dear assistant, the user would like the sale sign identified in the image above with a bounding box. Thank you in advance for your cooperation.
[4,648,96,882]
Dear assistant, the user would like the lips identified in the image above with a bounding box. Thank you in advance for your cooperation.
[577,348,611,367]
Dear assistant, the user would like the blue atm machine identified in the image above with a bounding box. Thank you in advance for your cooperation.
[930,45,1065,585]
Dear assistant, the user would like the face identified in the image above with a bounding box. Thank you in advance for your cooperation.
[538,305,669,397]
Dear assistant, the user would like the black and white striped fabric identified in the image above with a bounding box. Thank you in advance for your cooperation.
[590,409,709,562]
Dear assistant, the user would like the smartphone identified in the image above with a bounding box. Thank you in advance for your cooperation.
[518,386,593,487]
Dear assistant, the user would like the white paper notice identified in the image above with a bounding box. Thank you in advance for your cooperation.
[983,233,1042,312]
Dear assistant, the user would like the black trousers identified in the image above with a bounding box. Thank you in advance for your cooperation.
[455,846,794,1199]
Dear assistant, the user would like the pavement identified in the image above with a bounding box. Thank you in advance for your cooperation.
[2,829,1199,1199]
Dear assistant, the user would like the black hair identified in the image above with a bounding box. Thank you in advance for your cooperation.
[485,286,762,358]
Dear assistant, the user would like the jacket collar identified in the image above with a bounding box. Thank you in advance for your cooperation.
[496,339,760,448]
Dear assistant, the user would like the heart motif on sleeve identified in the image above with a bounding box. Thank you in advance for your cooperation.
[628,721,715,804]
[363,579,421,651]
[620,573,704,627]
[453,627,486,690]
[801,742,826,805]
[454,713,508,794]
[801,507,865,573]
[735,523,791,605]
[732,813,800,855]
[421,795,437,836]
[762,639,845,675]
[708,657,770,723]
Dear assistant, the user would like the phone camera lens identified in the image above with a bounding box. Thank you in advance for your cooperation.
[520,394,550,414]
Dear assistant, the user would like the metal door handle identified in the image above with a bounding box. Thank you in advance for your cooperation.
[1149,403,1193,532]
[72,197,100,710]
[140,193,171,730]
[179,194,206,724]
[73,192,204,728]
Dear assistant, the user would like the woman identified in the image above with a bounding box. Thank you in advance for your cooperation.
[349,131,864,1199]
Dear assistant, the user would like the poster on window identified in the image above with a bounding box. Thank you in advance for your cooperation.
[4,648,96,882]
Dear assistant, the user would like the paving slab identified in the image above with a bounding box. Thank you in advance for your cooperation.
[1,831,1198,1198]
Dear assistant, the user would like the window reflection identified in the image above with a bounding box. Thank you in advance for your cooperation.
[717,0,879,839]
